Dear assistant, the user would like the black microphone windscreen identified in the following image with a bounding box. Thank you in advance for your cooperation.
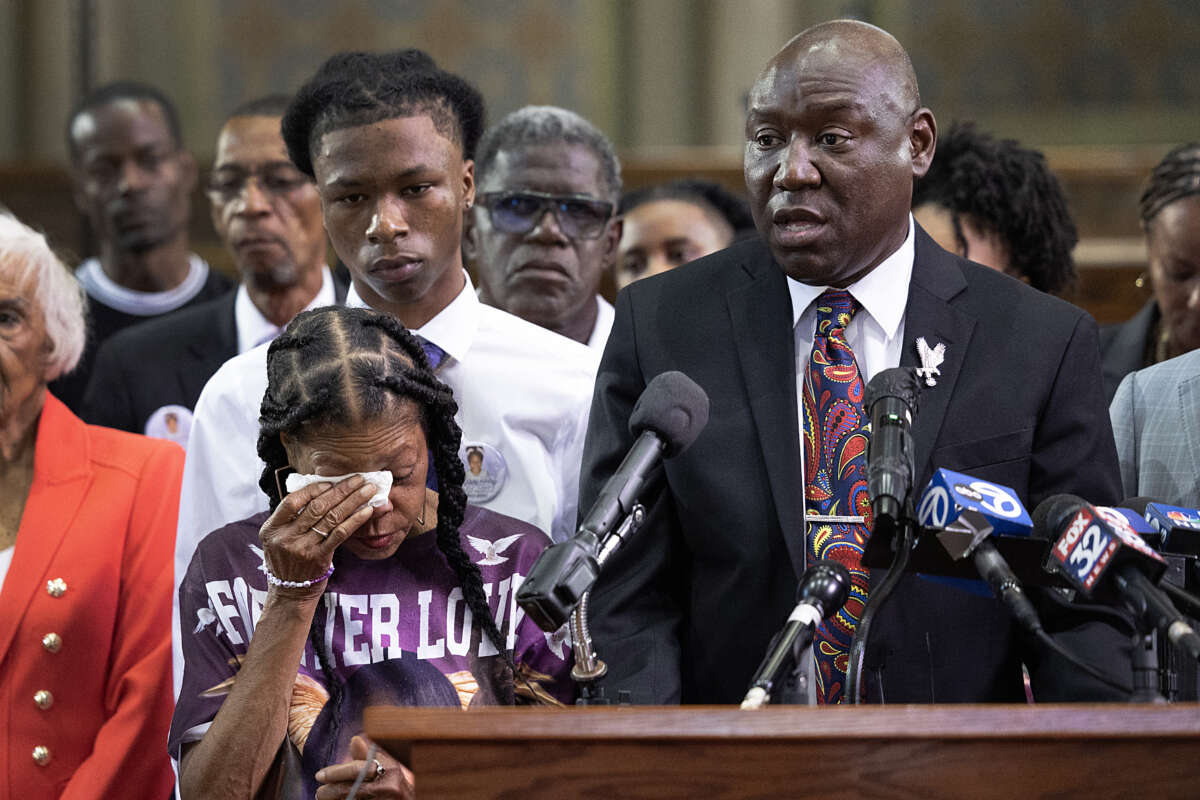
[1121,497,1156,516]
[863,367,922,416]
[1031,493,1088,538]
[628,371,711,458]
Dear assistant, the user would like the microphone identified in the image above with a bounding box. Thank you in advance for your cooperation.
[916,471,1041,633]
[516,371,710,633]
[863,368,922,527]
[741,560,851,709]
[1118,497,1200,619]
[1036,495,1200,663]
[1132,498,1200,556]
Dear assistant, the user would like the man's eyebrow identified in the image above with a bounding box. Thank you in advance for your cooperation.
[324,165,432,189]
[213,159,297,171]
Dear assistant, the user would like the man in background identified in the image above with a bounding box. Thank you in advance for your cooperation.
[52,81,233,410]
[466,106,622,350]
[81,95,345,439]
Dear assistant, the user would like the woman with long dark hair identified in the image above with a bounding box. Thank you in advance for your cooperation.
[170,305,571,799]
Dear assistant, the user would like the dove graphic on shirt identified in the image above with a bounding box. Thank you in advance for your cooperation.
[194,602,222,635]
[466,533,524,565]
[544,624,571,660]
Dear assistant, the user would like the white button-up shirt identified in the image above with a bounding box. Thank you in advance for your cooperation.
[587,295,616,351]
[788,215,914,424]
[172,272,599,695]
[233,266,337,354]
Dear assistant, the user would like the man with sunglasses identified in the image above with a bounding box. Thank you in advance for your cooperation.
[81,95,346,438]
[466,106,622,349]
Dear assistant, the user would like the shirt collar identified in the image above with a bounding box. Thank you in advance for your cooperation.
[787,214,914,339]
[236,266,336,354]
[344,270,479,364]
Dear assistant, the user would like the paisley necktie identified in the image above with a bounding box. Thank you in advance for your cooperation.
[801,289,872,704]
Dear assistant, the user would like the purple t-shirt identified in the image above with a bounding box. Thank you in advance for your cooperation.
[169,504,573,791]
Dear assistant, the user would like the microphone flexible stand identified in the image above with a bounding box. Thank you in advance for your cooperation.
[571,503,646,705]
[846,507,916,705]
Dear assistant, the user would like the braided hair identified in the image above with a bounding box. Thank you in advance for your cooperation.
[256,305,510,760]
[1139,143,1200,229]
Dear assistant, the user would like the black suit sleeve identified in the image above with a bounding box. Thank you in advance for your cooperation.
[1028,312,1124,510]
[580,289,686,704]
[1028,311,1133,700]
[80,337,138,432]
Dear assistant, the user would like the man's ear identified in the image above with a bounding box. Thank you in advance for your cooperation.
[462,206,479,269]
[461,158,476,209]
[909,108,937,179]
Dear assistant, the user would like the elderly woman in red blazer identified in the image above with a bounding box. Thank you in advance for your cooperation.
[0,211,182,798]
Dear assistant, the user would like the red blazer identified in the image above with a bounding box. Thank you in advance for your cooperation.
[0,394,182,799]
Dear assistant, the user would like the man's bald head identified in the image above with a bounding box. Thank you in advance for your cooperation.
[744,19,936,287]
[774,20,921,111]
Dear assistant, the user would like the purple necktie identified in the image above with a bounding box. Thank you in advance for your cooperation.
[802,289,872,704]
[416,336,447,490]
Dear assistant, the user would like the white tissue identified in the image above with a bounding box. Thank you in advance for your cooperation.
[284,470,394,508]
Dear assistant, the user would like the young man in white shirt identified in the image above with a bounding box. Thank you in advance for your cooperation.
[172,52,598,693]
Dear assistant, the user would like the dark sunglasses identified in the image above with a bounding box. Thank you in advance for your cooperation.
[206,164,311,201]
[478,191,614,239]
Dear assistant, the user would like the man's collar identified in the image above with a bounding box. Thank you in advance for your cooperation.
[345,270,478,364]
[786,215,914,339]
[236,266,336,353]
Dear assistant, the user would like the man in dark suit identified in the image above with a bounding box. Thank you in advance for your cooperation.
[81,96,345,440]
[581,20,1131,705]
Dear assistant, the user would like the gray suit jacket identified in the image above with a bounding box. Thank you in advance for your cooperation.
[1110,348,1200,507]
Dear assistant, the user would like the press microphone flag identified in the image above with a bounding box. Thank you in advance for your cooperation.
[1142,502,1200,556]
[1036,494,1200,662]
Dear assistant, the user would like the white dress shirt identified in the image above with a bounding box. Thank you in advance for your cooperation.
[233,266,338,354]
[587,295,616,351]
[172,272,599,696]
[788,215,915,425]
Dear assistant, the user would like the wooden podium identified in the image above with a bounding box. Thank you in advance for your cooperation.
[366,704,1200,798]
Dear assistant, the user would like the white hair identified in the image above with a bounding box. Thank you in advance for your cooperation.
[0,211,88,381]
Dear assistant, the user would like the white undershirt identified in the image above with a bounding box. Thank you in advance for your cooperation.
[75,254,213,316]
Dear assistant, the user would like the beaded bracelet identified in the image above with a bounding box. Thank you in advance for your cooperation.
[262,559,334,589]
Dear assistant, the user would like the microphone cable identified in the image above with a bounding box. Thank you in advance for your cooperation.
[846,515,915,704]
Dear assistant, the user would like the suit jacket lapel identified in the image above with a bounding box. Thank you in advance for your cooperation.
[0,395,92,664]
[726,244,808,581]
[900,228,976,484]
[182,293,238,398]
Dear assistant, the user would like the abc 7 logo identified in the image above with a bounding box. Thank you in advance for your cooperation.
[918,481,1023,527]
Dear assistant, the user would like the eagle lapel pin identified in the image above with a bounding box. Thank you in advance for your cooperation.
[915,337,946,387]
